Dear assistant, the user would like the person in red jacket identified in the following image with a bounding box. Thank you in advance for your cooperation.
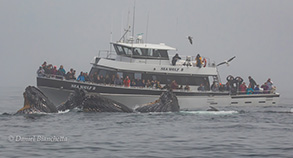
[239,82,247,94]
[123,76,131,87]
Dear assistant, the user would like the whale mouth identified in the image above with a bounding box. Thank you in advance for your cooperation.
[57,109,70,114]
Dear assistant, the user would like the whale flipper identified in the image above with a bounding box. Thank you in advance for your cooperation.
[207,106,219,111]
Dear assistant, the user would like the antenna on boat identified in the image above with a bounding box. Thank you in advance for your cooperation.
[110,16,113,53]
[132,0,136,41]
[145,11,150,43]
[130,0,136,61]
[119,26,131,42]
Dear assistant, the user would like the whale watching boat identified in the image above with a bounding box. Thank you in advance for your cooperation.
[37,29,280,110]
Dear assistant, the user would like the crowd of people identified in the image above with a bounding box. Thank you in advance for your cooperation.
[37,62,275,94]
[197,75,276,94]
[91,72,190,90]
[37,61,190,91]
[37,61,88,81]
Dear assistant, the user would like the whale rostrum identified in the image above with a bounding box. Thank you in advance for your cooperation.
[16,86,180,114]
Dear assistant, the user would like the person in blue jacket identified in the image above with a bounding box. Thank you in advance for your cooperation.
[77,72,85,82]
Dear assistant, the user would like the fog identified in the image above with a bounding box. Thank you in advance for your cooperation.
[1,0,292,98]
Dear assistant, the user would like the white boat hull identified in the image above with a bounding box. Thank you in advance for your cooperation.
[38,86,279,110]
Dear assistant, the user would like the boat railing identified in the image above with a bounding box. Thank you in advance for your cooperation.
[38,75,278,95]
[38,74,66,80]
[168,54,216,67]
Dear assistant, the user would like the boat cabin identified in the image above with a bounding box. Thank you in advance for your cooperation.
[89,40,219,91]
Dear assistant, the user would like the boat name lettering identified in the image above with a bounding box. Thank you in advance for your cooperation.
[71,84,96,91]
[161,67,181,71]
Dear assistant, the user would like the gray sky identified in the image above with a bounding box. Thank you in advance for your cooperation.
[1,0,293,98]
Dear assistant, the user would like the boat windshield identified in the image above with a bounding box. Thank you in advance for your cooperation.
[113,44,169,60]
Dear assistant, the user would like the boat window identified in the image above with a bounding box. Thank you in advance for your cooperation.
[139,49,169,58]
[148,49,153,56]
[133,48,142,56]
[141,48,149,56]
[117,72,123,78]
[134,73,142,80]
[153,49,160,57]
[158,50,168,58]
[113,44,169,60]
[114,45,125,55]
[98,70,107,77]
[123,47,133,55]
[139,48,152,56]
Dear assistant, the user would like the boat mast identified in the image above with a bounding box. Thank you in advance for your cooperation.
[145,11,149,44]
[132,0,136,40]
[131,0,136,60]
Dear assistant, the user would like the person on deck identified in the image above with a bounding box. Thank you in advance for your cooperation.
[141,79,146,87]
[123,76,131,87]
[37,66,45,77]
[72,70,76,80]
[77,72,85,82]
[197,84,205,91]
[248,76,257,89]
[57,65,66,76]
[171,80,179,89]
[239,82,247,94]
[196,54,203,68]
[84,72,90,82]
[114,74,122,85]
[99,75,105,84]
[254,85,260,94]
[146,80,152,88]
[184,85,190,91]
[65,68,73,80]
[172,54,181,65]
[155,81,162,89]
[246,85,254,94]
[211,81,219,92]
[52,66,58,75]
[261,82,269,94]
[105,75,111,84]
[266,78,273,91]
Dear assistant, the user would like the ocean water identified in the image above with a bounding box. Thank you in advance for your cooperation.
[0,87,293,158]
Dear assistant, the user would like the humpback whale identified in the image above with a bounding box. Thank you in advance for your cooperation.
[16,86,179,114]
[134,90,179,113]
[57,89,133,113]
[16,86,58,114]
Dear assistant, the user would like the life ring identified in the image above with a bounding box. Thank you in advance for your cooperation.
[203,58,207,67]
